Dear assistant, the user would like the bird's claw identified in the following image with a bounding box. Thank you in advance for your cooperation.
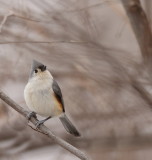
[26,111,37,121]
[35,120,44,129]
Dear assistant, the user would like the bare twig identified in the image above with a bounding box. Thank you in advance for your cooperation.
[0,90,90,160]
[121,0,152,64]
[13,0,113,23]
[132,80,152,109]
[0,40,88,44]
[120,0,152,111]
[0,11,14,33]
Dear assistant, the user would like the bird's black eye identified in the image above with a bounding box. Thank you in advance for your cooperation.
[35,69,38,73]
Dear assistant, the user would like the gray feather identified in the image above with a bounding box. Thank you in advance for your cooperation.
[52,80,65,112]
[29,60,45,79]
[60,114,80,137]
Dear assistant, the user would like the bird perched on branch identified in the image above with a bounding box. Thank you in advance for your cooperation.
[24,60,80,137]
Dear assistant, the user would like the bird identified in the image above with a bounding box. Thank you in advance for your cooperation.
[24,60,80,137]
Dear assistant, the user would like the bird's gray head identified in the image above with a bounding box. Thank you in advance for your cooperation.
[29,60,47,80]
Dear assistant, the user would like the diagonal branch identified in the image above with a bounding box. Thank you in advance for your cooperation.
[0,11,14,33]
[121,0,152,64]
[120,0,152,112]
[0,90,90,160]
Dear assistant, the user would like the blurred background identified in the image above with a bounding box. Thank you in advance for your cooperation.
[0,0,152,159]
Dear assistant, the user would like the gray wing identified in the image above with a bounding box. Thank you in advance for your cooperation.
[52,79,65,112]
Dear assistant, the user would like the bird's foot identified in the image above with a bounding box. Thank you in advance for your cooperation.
[26,111,37,121]
[35,120,45,129]
[35,116,52,129]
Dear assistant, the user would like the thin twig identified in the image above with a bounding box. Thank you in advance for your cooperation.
[121,0,152,64]
[0,40,88,45]
[13,1,113,23]
[132,80,152,109]
[121,0,152,110]
[0,11,14,33]
[0,90,90,160]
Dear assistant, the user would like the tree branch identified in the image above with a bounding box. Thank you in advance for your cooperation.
[0,90,90,160]
[0,11,14,33]
[131,80,152,109]
[121,0,152,64]
[0,40,88,45]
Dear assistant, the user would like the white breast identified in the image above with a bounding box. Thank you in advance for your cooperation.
[24,78,58,117]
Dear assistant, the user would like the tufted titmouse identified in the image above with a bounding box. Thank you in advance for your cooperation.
[24,60,80,137]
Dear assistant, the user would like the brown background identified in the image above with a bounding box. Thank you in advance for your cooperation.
[0,0,152,160]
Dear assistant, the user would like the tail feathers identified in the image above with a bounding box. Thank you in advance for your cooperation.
[59,114,81,137]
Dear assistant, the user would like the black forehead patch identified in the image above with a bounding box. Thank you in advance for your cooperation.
[38,65,46,71]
